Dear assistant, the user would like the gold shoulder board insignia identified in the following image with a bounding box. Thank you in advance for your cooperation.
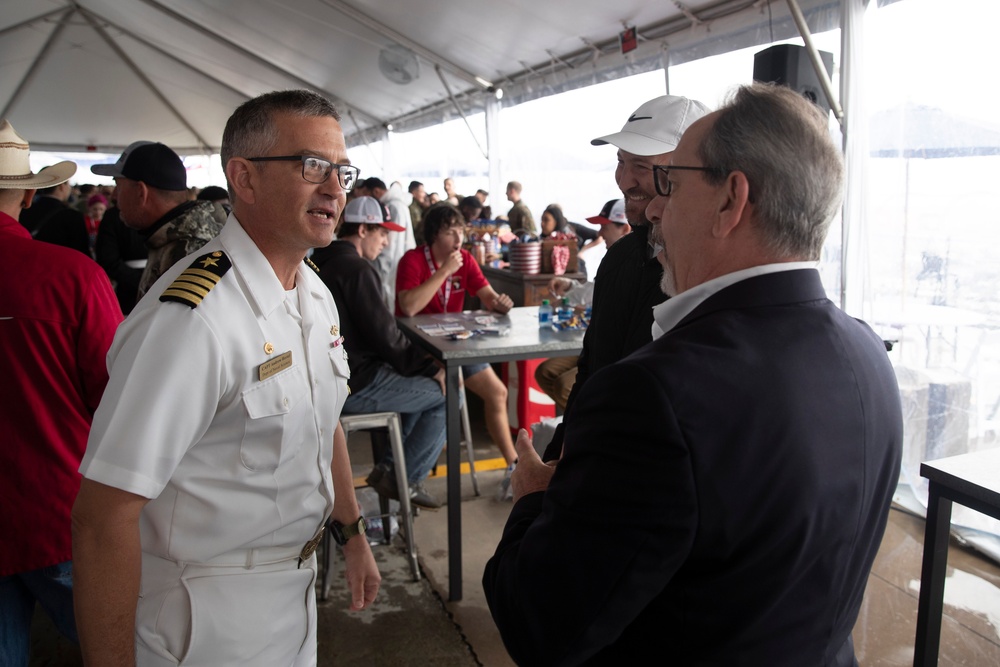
[304,257,321,274]
[159,251,232,308]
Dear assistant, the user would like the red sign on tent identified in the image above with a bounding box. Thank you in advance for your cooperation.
[620,27,637,54]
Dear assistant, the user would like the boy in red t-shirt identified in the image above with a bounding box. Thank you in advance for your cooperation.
[396,205,518,499]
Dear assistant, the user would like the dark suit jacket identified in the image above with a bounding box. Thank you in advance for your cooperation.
[484,269,902,666]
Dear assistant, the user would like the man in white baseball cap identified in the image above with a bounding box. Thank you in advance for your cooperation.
[541,95,710,461]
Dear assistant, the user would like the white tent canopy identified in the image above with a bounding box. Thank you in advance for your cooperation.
[0,0,849,154]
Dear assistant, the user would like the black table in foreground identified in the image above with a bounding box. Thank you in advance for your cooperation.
[396,306,585,600]
[915,447,1000,666]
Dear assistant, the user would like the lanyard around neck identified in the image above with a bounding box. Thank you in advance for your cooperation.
[424,245,452,311]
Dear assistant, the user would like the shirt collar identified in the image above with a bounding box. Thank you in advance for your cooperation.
[651,261,819,339]
[218,213,323,318]
[0,211,30,239]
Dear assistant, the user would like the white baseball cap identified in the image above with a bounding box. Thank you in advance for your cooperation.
[591,95,711,156]
[343,196,405,231]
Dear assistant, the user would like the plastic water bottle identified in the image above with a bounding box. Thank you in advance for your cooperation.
[538,299,552,328]
[556,297,573,323]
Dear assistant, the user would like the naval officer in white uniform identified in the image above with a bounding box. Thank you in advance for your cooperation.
[72,89,380,666]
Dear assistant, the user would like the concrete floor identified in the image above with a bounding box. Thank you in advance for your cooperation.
[27,405,1000,666]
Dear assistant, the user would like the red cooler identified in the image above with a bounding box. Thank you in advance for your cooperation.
[502,359,556,436]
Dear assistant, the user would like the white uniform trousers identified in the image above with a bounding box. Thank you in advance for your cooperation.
[135,549,318,666]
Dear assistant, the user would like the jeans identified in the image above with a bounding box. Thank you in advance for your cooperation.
[343,364,447,484]
[0,561,78,666]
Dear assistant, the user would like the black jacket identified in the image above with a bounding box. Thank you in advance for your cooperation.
[543,224,666,460]
[485,270,902,666]
[312,240,437,393]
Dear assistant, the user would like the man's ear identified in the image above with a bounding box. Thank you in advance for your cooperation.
[135,181,151,207]
[712,170,751,239]
[21,189,36,209]
[226,158,256,206]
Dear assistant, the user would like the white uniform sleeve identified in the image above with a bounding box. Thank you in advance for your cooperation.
[80,303,226,498]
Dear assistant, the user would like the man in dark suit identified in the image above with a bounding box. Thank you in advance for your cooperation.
[483,83,903,666]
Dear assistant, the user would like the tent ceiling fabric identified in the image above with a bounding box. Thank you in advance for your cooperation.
[1,0,838,154]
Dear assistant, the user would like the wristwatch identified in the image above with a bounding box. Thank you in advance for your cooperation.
[331,516,367,546]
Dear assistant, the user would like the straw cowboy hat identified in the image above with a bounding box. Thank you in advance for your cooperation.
[0,119,76,189]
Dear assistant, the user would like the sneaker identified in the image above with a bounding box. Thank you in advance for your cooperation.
[368,463,441,510]
[496,462,516,501]
[409,483,442,510]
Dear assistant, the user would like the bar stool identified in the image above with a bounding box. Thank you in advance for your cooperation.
[319,412,419,601]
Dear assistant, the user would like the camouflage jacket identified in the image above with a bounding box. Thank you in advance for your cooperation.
[137,201,227,300]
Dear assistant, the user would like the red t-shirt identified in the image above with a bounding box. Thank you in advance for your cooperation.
[0,211,122,575]
[396,246,489,315]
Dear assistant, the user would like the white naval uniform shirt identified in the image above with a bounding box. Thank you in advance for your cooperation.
[81,216,350,563]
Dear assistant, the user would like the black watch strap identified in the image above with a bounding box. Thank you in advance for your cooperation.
[331,516,367,546]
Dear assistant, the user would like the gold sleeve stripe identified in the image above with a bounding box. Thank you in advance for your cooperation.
[174,274,217,291]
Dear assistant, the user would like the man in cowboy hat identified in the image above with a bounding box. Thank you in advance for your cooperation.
[0,120,122,664]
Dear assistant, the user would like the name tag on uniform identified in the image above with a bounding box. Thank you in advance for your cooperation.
[258,350,293,381]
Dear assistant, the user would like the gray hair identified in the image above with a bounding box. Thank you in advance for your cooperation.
[698,83,844,260]
[221,89,341,196]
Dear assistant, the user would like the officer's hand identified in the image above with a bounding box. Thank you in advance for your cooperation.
[342,535,380,611]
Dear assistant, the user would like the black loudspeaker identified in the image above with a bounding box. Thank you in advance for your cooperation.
[753,44,834,114]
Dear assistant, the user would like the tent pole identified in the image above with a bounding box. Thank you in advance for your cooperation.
[81,8,249,104]
[0,7,67,40]
[1,8,73,121]
[785,0,844,125]
[485,93,503,212]
[80,11,213,154]
[138,0,384,127]
[436,66,488,161]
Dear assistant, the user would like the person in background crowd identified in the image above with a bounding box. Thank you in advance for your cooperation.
[484,82,903,666]
[83,193,108,257]
[366,177,417,308]
[73,88,379,666]
[94,204,148,315]
[313,196,445,509]
[197,184,232,214]
[443,177,461,206]
[26,179,90,255]
[0,120,122,667]
[408,180,428,243]
[459,195,484,224]
[91,141,227,301]
[504,180,535,234]
[395,204,519,500]
[534,198,629,410]
[475,189,489,205]
[538,203,574,239]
